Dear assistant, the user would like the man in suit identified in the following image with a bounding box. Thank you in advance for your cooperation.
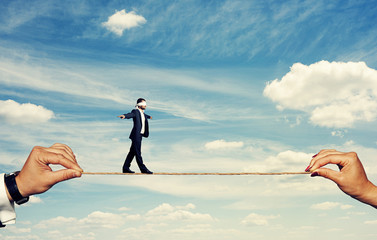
[118,98,153,174]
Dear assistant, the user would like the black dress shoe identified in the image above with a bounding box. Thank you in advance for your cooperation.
[141,169,153,174]
[123,168,135,173]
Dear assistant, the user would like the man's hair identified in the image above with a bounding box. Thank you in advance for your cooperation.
[137,98,146,104]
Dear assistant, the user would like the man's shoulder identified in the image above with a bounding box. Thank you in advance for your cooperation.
[131,109,141,116]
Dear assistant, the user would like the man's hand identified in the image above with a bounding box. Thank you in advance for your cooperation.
[118,115,125,119]
[13,143,83,198]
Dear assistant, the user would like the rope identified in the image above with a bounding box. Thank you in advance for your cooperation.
[82,172,310,176]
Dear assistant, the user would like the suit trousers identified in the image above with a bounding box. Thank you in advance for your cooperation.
[123,137,148,172]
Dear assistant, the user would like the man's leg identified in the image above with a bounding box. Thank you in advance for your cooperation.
[133,138,152,173]
[123,141,136,173]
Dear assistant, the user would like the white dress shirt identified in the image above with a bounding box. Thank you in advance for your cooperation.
[138,108,145,134]
[0,173,16,226]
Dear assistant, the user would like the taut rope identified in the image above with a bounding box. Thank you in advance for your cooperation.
[82,172,309,175]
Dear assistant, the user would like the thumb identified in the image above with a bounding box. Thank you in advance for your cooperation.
[49,169,82,184]
[311,168,341,184]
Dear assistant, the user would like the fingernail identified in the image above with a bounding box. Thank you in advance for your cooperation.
[305,166,311,172]
[312,154,318,158]
[74,171,82,178]
[311,172,319,177]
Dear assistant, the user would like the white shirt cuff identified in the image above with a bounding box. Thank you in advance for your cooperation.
[0,173,16,225]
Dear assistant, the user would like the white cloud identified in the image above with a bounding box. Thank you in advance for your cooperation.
[204,139,244,150]
[78,211,124,229]
[348,211,367,215]
[311,202,340,210]
[102,9,146,36]
[5,226,31,234]
[245,150,312,173]
[340,204,353,210]
[35,216,77,229]
[0,99,54,124]
[365,220,377,225]
[125,214,142,221]
[265,150,310,165]
[263,61,377,128]
[145,203,214,222]
[30,203,217,239]
[310,201,353,210]
[28,196,43,204]
[331,130,348,138]
[35,211,124,230]
[241,213,279,226]
[118,207,131,211]
[146,203,176,216]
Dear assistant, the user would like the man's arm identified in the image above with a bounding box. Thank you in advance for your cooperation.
[118,110,135,119]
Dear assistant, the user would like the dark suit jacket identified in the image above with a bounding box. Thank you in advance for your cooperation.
[123,109,151,140]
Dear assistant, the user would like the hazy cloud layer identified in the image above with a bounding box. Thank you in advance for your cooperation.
[0,57,259,122]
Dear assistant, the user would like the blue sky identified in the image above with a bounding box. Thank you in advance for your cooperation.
[1,0,377,239]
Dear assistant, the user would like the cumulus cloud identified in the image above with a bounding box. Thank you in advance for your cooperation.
[263,61,377,128]
[35,216,77,229]
[241,213,279,226]
[204,139,244,150]
[33,203,215,238]
[265,150,310,166]
[78,211,125,229]
[4,227,31,234]
[35,212,124,230]
[0,99,54,124]
[102,9,146,36]
[145,203,214,222]
[245,150,312,172]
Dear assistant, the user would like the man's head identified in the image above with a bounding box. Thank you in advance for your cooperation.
[136,98,147,110]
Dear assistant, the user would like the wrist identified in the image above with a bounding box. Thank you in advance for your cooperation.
[4,172,29,205]
[355,181,377,208]
[15,175,28,198]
